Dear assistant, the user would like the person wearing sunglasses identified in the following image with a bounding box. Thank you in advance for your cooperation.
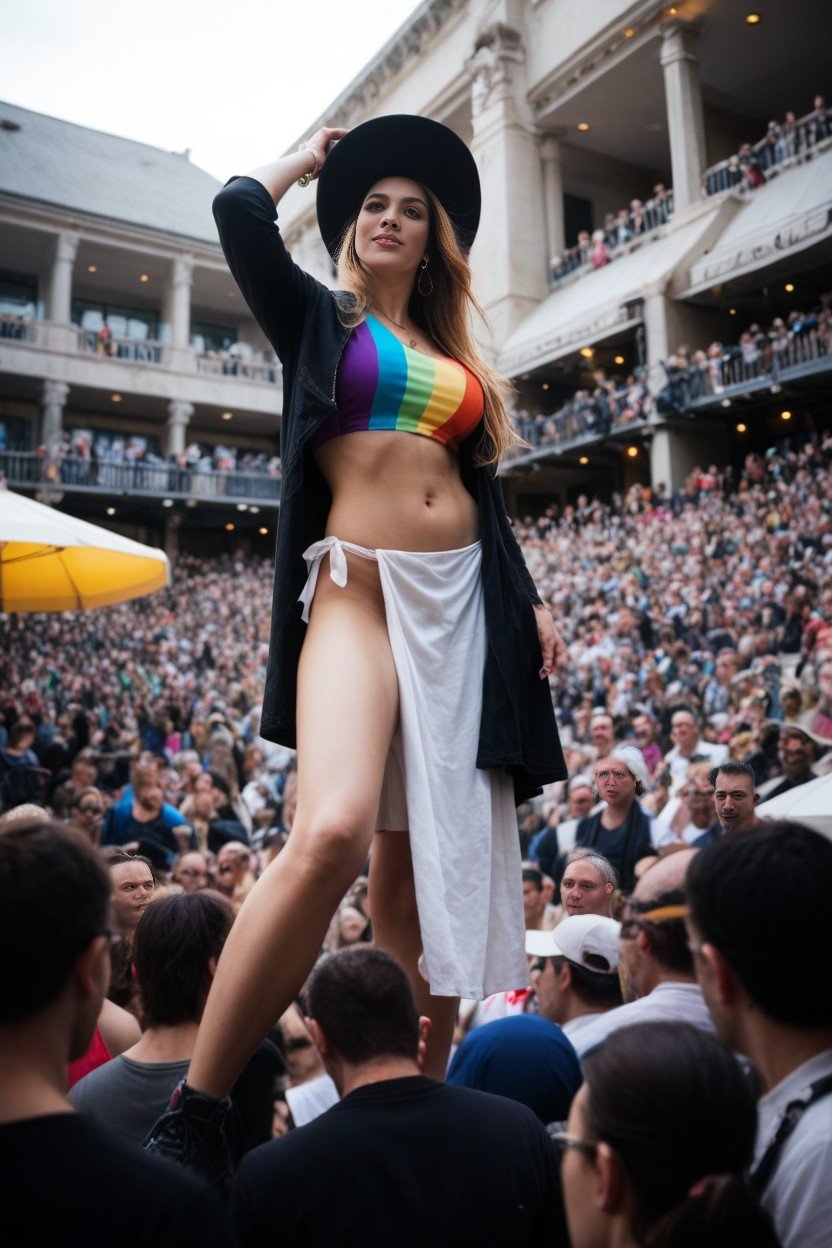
[69,786,107,847]
[554,1021,780,1248]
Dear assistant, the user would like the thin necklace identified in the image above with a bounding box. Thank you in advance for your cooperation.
[371,306,417,348]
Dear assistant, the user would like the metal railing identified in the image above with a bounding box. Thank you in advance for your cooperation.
[550,192,674,287]
[655,327,831,412]
[702,107,832,196]
[504,384,653,466]
[0,451,281,505]
[0,315,280,386]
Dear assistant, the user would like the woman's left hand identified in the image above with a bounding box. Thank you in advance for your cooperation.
[533,603,566,679]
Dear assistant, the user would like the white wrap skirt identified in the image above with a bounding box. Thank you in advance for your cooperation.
[299,535,527,1000]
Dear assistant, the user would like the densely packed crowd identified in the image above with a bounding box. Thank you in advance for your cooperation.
[1,433,831,1245]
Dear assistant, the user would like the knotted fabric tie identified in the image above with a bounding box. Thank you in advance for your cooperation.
[298,537,350,623]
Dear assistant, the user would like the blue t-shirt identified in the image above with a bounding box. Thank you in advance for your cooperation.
[103,801,192,868]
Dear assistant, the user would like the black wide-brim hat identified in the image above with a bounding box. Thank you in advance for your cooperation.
[316,114,481,259]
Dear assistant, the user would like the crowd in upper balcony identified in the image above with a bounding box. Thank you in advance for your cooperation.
[703,94,832,196]
[656,304,832,412]
[550,184,674,284]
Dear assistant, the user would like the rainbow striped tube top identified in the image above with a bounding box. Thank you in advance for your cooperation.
[309,313,484,453]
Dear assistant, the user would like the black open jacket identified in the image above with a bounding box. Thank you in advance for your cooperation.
[212,176,566,803]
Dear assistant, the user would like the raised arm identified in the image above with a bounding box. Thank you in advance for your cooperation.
[211,128,347,362]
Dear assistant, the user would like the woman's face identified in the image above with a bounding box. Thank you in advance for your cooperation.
[353,176,431,287]
[561,1085,607,1248]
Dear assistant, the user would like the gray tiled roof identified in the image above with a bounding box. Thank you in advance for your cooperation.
[0,100,223,245]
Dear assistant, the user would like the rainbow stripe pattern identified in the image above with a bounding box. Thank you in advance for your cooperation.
[310,314,484,452]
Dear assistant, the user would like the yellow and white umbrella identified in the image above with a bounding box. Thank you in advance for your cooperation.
[0,488,170,612]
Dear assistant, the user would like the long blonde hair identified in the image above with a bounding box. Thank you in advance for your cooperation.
[334,185,518,466]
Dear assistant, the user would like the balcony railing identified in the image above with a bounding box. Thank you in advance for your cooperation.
[550,193,674,288]
[655,327,831,413]
[702,108,832,197]
[503,385,653,468]
[0,451,281,505]
[0,315,280,386]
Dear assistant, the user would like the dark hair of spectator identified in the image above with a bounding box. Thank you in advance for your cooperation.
[669,704,698,723]
[551,955,624,1009]
[102,849,157,881]
[133,892,234,1028]
[0,821,111,1023]
[305,947,420,1064]
[581,1022,779,1248]
[522,866,544,889]
[629,888,693,975]
[709,761,756,788]
[7,719,36,749]
[687,822,832,1027]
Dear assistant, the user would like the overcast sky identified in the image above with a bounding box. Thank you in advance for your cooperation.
[4,0,424,179]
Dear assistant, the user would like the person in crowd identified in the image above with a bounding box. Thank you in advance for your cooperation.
[589,711,616,763]
[0,718,43,810]
[702,649,739,718]
[708,761,763,838]
[572,849,713,1059]
[630,711,663,779]
[70,892,282,1165]
[687,822,832,1248]
[558,1021,781,1248]
[573,747,665,893]
[447,1012,581,1127]
[531,774,595,875]
[50,748,100,816]
[800,656,832,739]
[171,850,212,893]
[523,865,555,931]
[214,840,257,911]
[103,776,192,870]
[659,761,719,846]
[231,947,563,1245]
[67,786,107,845]
[758,724,825,800]
[107,851,158,936]
[664,705,728,791]
[559,848,617,919]
[67,996,141,1090]
[0,821,231,1246]
[526,914,623,1050]
[334,903,371,947]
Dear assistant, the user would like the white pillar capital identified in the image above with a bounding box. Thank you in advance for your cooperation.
[538,131,565,162]
[41,380,70,450]
[54,232,80,264]
[660,20,703,67]
[166,400,193,456]
[171,254,194,288]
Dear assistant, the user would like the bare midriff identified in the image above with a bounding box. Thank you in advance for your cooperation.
[313,429,480,553]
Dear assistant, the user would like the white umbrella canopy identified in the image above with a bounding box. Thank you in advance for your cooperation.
[757,772,832,839]
[0,488,170,612]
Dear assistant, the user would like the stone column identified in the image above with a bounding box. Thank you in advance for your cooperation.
[41,380,69,450]
[45,233,79,324]
[467,19,549,357]
[163,255,194,369]
[166,400,193,457]
[539,133,565,268]
[660,22,708,212]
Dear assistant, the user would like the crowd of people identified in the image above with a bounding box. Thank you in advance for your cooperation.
[703,93,832,196]
[656,306,832,412]
[550,184,674,285]
[509,370,653,456]
[1,430,831,1243]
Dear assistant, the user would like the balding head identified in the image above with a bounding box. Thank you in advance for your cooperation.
[632,848,697,905]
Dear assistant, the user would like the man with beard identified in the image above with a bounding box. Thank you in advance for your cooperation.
[569,850,713,1060]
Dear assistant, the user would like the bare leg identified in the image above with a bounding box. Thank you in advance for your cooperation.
[369,830,459,1080]
[188,555,399,1098]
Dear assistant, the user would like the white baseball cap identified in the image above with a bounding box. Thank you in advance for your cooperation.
[525,915,621,973]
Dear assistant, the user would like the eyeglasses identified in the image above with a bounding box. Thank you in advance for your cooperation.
[550,1131,597,1161]
[177,868,207,878]
[78,805,104,815]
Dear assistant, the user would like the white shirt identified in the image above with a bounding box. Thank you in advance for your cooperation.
[754,1049,832,1248]
[664,740,728,790]
[562,1013,605,1049]
[570,981,715,1059]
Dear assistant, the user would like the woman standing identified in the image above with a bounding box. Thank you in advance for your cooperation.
[146,115,566,1177]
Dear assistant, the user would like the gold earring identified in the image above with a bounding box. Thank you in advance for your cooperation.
[418,258,433,297]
